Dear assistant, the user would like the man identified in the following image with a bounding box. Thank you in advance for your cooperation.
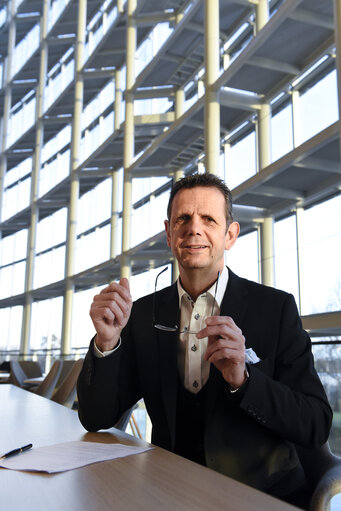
[77,173,332,508]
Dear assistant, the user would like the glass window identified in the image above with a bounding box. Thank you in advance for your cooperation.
[0,306,23,351]
[312,342,341,456]
[71,287,101,349]
[299,195,341,315]
[274,215,300,306]
[299,70,338,144]
[271,102,293,162]
[30,297,63,351]
[226,230,259,282]
[225,131,256,190]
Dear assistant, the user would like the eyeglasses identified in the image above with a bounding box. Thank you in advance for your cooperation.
[152,267,220,334]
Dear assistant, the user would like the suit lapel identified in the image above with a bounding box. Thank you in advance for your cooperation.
[156,283,180,446]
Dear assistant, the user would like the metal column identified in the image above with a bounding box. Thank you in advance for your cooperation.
[333,0,341,151]
[110,70,122,259]
[204,0,220,175]
[61,0,86,355]
[295,208,303,313]
[121,0,136,279]
[0,0,16,223]
[20,0,49,356]
[255,1,274,287]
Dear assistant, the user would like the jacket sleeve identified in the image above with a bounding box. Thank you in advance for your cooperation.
[77,317,141,432]
[238,293,332,447]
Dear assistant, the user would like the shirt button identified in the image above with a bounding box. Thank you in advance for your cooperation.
[194,313,200,320]
[191,345,197,352]
[193,380,199,388]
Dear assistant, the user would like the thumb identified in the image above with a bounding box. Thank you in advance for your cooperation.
[119,277,130,291]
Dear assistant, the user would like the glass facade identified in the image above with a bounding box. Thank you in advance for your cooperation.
[0,0,341,456]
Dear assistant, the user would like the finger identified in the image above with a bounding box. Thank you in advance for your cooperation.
[99,280,131,300]
[205,315,237,328]
[196,323,240,340]
[204,339,244,360]
[119,277,130,291]
[204,345,245,364]
[91,289,132,322]
[95,283,132,307]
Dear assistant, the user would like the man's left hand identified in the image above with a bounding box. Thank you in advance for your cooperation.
[197,316,247,389]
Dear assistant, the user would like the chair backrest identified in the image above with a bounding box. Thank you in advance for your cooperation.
[35,360,63,398]
[114,404,137,431]
[19,361,42,378]
[51,358,84,408]
[0,361,10,372]
[54,360,76,389]
[9,361,28,387]
[295,441,341,511]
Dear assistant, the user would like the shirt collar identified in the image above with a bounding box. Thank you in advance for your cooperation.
[177,265,229,307]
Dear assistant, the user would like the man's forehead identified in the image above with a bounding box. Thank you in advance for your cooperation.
[173,186,225,211]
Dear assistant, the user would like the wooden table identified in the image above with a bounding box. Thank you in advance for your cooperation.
[0,384,299,511]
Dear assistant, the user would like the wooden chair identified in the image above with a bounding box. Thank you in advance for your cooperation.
[51,359,84,408]
[34,360,63,399]
[8,361,28,387]
[19,361,42,378]
[296,442,341,511]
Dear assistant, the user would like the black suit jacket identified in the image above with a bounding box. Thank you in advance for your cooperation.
[77,269,332,498]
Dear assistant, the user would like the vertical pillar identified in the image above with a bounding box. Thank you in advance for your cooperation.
[170,168,184,282]
[259,217,275,287]
[114,69,122,132]
[0,0,16,223]
[121,0,136,279]
[111,70,122,259]
[175,88,184,120]
[291,90,301,148]
[110,169,119,258]
[20,0,49,356]
[257,103,271,171]
[295,208,303,313]
[255,0,269,33]
[333,0,341,129]
[61,0,86,355]
[204,0,220,175]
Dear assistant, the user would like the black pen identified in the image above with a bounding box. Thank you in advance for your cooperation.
[0,443,33,460]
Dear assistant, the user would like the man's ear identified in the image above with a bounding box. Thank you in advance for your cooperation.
[164,220,171,248]
[225,221,240,251]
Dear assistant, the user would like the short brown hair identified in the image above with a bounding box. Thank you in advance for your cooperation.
[167,173,234,226]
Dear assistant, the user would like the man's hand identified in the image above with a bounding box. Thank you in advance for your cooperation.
[197,316,247,389]
[90,278,132,352]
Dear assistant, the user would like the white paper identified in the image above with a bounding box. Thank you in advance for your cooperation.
[0,441,152,473]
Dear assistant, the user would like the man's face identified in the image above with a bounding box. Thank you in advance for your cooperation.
[165,186,239,276]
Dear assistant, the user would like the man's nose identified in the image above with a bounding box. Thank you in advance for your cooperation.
[187,215,203,235]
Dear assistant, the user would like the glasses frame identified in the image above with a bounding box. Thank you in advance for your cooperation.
[152,267,220,334]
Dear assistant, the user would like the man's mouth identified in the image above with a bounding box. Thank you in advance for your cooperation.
[183,245,207,249]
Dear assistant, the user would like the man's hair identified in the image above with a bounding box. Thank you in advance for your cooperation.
[167,173,234,226]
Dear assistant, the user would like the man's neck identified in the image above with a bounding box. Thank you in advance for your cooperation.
[179,267,223,301]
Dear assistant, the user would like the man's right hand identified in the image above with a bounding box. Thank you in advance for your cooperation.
[90,277,132,352]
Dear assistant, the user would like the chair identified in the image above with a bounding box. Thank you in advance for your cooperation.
[19,361,42,378]
[8,361,28,387]
[114,404,137,431]
[296,441,341,511]
[0,361,10,372]
[34,360,63,398]
[51,358,83,408]
[54,359,76,390]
